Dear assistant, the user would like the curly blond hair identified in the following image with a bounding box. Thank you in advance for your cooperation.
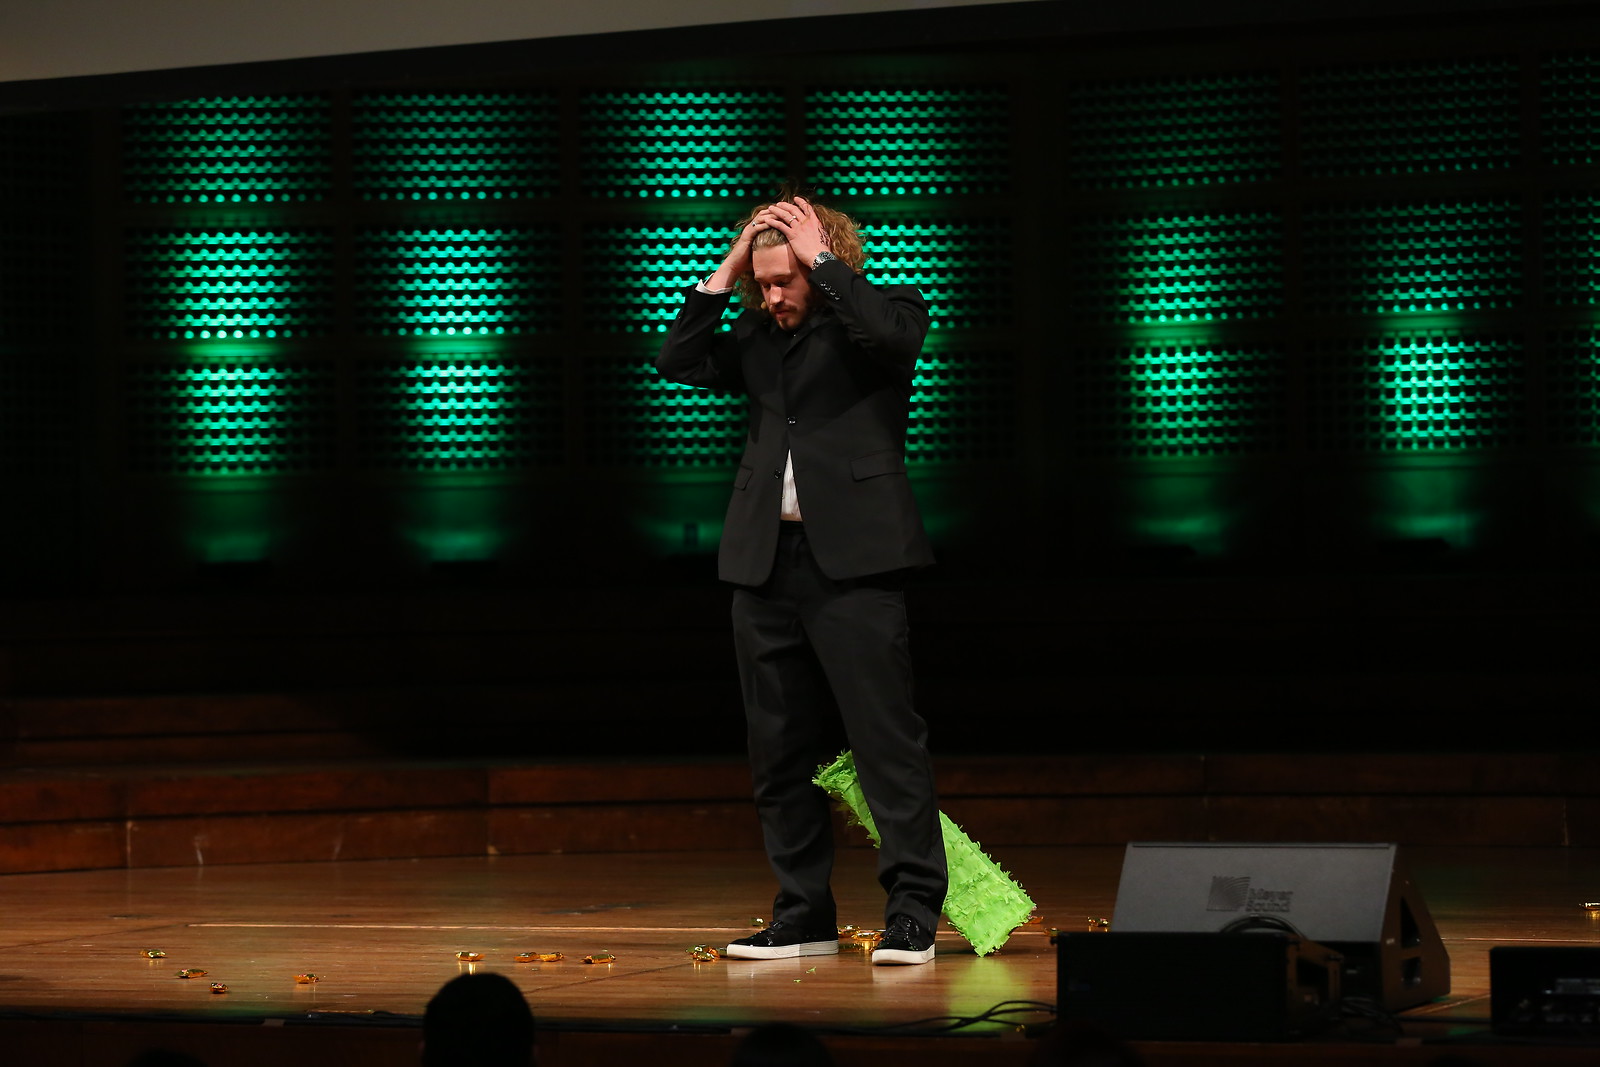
[732,194,867,311]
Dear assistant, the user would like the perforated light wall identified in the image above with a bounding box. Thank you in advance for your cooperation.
[806,86,1009,196]
[1067,72,1280,188]
[1313,333,1523,452]
[70,31,1600,587]
[1070,342,1285,459]
[1543,51,1600,166]
[127,359,334,474]
[1071,212,1283,324]
[859,219,1009,330]
[1060,74,1284,474]
[582,88,784,199]
[1300,58,1519,176]
[584,355,744,467]
[1302,199,1522,316]
[127,229,336,340]
[906,349,1014,463]
[352,92,559,201]
[122,95,332,204]
[1543,193,1600,306]
[1548,330,1600,446]
[354,227,560,336]
[358,357,563,470]
[583,224,740,333]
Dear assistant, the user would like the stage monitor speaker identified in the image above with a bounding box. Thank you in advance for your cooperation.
[1490,945,1600,1036]
[1057,930,1343,1042]
[1107,842,1449,1012]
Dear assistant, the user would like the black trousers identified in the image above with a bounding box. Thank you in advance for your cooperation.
[730,521,947,933]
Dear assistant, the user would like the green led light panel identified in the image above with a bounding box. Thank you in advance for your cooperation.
[127,229,335,340]
[1300,58,1518,176]
[1067,72,1280,188]
[584,355,744,467]
[123,95,331,203]
[860,219,1009,330]
[807,86,1009,196]
[1313,332,1523,452]
[1072,212,1282,324]
[1543,193,1600,306]
[358,357,561,470]
[1302,199,1521,316]
[1543,52,1600,165]
[1548,330,1600,446]
[583,224,742,333]
[355,227,559,336]
[907,350,1014,462]
[353,92,558,201]
[582,88,784,199]
[1070,342,1283,459]
[128,360,332,474]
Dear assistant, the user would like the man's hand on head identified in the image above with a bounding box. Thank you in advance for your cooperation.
[707,211,769,292]
[761,197,828,272]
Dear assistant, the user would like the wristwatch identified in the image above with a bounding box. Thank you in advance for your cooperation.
[811,251,837,269]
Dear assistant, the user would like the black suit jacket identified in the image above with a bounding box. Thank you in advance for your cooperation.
[655,259,936,586]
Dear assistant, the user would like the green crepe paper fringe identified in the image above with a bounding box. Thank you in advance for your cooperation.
[813,750,1036,957]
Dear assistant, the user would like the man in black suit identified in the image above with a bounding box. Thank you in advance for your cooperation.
[656,193,947,967]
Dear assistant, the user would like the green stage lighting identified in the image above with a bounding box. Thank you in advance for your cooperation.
[1301,57,1518,176]
[1542,51,1600,166]
[123,95,331,204]
[358,356,561,470]
[128,358,332,475]
[1303,199,1521,316]
[582,88,784,199]
[1073,211,1283,324]
[127,229,335,340]
[353,91,559,201]
[355,227,559,336]
[806,86,1009,196]
[1067,71,1280,188]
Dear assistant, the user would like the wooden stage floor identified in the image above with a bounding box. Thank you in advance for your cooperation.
[6,845,1600,1065]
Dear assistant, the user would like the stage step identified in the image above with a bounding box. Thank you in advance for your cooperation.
[2,752,1595,875]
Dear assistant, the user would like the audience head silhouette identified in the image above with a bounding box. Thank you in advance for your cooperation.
[1026,1021,1146,1067]
[422,971,537,1066]
[729,1022,835,1067]
[126,1053,209,1067]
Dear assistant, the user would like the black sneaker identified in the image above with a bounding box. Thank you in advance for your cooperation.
[724,921,840,960]
[871,914,935,966]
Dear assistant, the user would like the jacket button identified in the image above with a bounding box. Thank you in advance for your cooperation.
[773,469,782,478]
[786,417,797,426]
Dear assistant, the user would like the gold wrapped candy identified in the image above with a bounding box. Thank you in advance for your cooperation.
[210,983,228,994]
[1024,915,1043,925]
[176,969,208,979]
[750,917,767,927]
[514,952,564,963]
[454,952,484,962]
[687,945,719,962]
[851,929,883,943]
[142,950,167,959]
[294,974,320,984]
[1087,917,1110,931]
[582,952,615,964]
[837,925,858,937]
